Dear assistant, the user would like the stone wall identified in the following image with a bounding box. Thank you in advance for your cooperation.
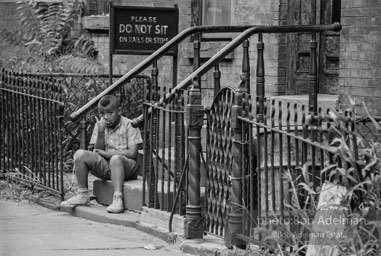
[339,0,381,116]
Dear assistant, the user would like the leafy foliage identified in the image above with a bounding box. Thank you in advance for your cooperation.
[0,0,102,73]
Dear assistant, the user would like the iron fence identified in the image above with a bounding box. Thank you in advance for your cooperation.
[0,68,150,198]
[0,68,65,198]
[235,97,379,252]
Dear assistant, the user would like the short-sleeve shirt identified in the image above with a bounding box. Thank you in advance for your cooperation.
[89,116,143,155]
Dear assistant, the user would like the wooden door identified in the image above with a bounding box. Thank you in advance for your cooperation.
[319,0,341,94]
[286,0,340,95]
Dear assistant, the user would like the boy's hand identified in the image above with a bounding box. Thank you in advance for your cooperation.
[94,149,110,159]
[94,116,108,132]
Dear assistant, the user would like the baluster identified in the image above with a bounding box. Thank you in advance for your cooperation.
[154,89,160,209]
[19,73,26,175]
[161,87,166,211]
[301,105,308,165]
[46,77,53,187]
[9,71,16,170]
[241,39,250,235]
[294,104,300,167]
[152,61,158,101]
[286,103,292,210]
[0,68,4,173]
[167,103,172,212]
[256,33,265,123]
[309,32,318,115]
[193,33,201,93]
[270,100,276,213]
[142,81,150,207]
[318,108,325,182]
[41,77,48,185]
[278,101,284,218]
[58,104,65,200]
[152,61,160,209]
[180,92,186,215]
[263,98,269,217]
[184,76,204,239]
[52,90,59,190]
[242,39,250,94]
[213,65,220,96]
[35,77,43,182]
[310,112,317,191]
[15,72,22,172]
[4,70,10,170]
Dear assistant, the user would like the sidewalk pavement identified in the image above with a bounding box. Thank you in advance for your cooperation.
[35,189,253,256]
[0,199,186,256]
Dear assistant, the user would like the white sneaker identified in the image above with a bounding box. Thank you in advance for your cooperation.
[60,193,90,207]
[106,195,124,213]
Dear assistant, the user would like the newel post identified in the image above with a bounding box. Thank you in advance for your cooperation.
[184,76,204,239]
[226,42,248,248]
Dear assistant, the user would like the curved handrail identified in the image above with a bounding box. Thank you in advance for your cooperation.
[131,23,342,125]
[69,25,257,121]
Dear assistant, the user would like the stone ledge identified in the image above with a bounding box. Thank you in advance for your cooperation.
[83,15,109,31]
[93,177,145,211]
[140,206,185,235]
[183,42,234,60]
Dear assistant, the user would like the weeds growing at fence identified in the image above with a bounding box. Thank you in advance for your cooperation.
[0,166,78,203]
[0,167,47,203]
[248,97,381,256]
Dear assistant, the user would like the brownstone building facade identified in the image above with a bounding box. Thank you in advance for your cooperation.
[1,0,380,115]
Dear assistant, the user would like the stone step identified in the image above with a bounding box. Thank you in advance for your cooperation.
[93,177,146,211]
[93,175,206,213]
[93,177,178,211]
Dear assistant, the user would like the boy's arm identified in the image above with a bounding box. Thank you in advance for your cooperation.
[93,117,107,150]
[94,144,138,159]
[94,130,106,150]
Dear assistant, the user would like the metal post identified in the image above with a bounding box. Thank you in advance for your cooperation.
[184,76,204,239]
[309,0,318,115]
[256,33,265,123]
[193,33,201,93]
[309,34,318,115]
[242,39,250,94]
[213,65,221,96]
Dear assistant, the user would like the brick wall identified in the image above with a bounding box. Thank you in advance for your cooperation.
[86,0,285,107]
[233,0,285,101]
[86,0,192,101]
[339,0,381,116]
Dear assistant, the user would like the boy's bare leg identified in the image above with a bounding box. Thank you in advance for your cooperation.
[60,149,94,207]
[107,155,126,213]
[109,155,125,193]
[73,149,95,189]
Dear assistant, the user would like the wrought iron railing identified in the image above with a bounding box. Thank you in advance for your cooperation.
[0,68,65,199]
[0,69,150,199]
[67,24,341,245]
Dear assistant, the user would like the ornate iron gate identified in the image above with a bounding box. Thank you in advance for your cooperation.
[205,87,236,237]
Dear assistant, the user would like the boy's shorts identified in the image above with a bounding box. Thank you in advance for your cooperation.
[90,153,138,181]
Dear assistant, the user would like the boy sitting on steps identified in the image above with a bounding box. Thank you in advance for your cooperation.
[60,95,143,213]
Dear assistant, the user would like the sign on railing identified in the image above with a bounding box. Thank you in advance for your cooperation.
[110,4,179,55]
